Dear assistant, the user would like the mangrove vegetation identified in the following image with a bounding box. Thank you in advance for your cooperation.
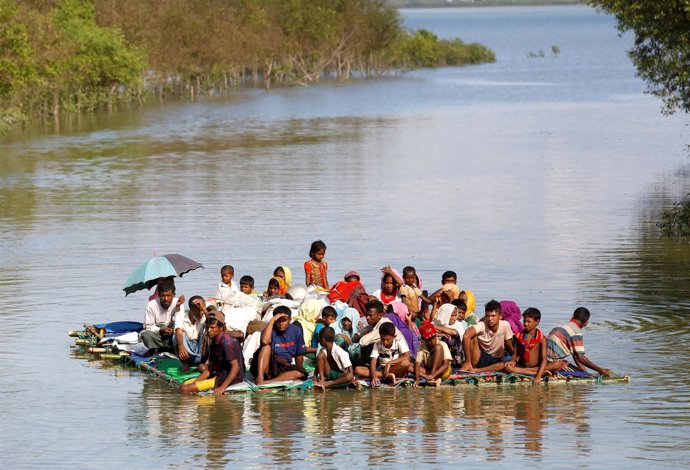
[0,0,496,133]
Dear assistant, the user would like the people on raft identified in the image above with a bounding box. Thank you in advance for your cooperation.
[355,322,411,386]
[130,259,616,388]
[141,279,185,353]
[546,307,612,377]
[461,299,515,372]
[352,300,406,367]
[251,305,309,385]
[180,311,245,395]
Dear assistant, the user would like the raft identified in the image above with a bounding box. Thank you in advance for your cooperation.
[70,324,629,393]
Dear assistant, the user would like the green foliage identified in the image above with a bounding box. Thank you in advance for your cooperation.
[589,0,690,114]
[0,0,36,96]
[0,0,495,132]
[399,28,495,68]
[658,195,690,238]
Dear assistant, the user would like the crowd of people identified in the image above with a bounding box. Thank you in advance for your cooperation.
[140,240,612,395]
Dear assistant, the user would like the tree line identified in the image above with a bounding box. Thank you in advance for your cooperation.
[0,0,495,132]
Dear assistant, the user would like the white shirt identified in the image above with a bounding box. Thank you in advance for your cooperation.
[371,337,409,366]
[358,317,404,347]
[216,281,240,300]
[144,297,182,334]
[173,311,205,341]
[320,343,352,372]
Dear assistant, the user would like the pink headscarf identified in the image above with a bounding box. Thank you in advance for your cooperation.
[500,300,524,335]
[390,301,419,335]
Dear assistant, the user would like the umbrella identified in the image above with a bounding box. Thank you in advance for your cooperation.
[123,254,203,296]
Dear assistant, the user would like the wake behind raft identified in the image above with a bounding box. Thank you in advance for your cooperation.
[68,321,630,394]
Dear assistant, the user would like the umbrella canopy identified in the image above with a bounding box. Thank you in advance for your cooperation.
[123,254,203,296]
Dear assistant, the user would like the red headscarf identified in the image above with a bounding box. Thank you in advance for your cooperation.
[419,320,437,340]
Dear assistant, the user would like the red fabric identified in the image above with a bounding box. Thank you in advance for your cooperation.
[515,328,544,364]
[419,320,437,340]
[328,281,368,317]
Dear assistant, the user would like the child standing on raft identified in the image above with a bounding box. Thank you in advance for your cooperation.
[304,240,329,290]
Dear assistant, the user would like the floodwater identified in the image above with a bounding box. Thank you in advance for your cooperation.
[1,5,689,468]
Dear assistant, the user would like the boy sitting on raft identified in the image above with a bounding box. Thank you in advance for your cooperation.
[251,305,309,385]
[461,299,515,372]
[314,326,354,390]
[180,311,245,396]
[413,321,452,388]
[504,307,567,384]
[355,322,410,386]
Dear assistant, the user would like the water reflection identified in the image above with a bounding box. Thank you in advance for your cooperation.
[126,377,599,466]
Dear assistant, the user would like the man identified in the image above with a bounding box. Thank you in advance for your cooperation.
[251,305,308,385]
[173,295,206,368]
[461,299,515,372]
[547,307,611,377]
[140,279,185,353]
[180,311,245,395]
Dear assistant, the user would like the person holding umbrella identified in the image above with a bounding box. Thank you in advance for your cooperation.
[141,279,185,353]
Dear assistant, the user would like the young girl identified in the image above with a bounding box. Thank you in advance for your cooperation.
[304,240,329,290]
[273,266,291,296]
[371,266,402,305]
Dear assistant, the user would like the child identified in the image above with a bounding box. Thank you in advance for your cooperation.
[264,278,282,299]
[459,290,478,326]
[397,266,431,320]
[355,322,410,386]
[304,240,329,290]
[429,270,457,303]
[505,307,562,385]
[273,266,291,296]
[414,321,452,388]
[311,305,338,349]
[239,275,258,296]
[371,266,402,305]
[180,312,245,396]
[314,326,354,390]
[333,307,360,348]
[216,265,240,301]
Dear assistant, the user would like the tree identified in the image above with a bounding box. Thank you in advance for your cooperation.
[590,1,690,114]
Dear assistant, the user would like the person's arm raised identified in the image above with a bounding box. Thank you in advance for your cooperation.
[261,314,282,346]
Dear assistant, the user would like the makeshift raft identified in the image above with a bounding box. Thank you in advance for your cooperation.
[69,322,629,393]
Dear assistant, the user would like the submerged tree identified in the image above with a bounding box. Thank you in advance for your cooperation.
[589,1,690,114]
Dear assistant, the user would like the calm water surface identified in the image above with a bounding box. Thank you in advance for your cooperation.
[1,5,689,468]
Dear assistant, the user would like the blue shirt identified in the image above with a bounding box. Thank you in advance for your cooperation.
[272,323,308,361]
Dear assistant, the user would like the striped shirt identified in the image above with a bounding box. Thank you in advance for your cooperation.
[546,320,585,362]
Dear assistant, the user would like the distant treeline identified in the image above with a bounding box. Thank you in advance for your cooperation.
[386,0,584,7]
[0,0,495,132]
